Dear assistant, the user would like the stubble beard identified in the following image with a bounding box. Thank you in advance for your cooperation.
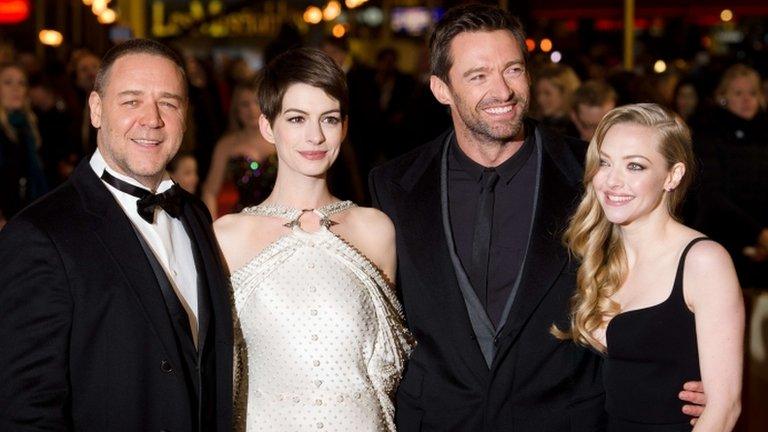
[99,133,173,189]
[453,93,529,146]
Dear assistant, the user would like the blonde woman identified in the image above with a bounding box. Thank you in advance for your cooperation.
[534,63,581,135]
[558,103,743,431]
[0,62,47,225]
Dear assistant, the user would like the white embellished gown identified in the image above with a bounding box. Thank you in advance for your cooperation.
[232,201,415,431]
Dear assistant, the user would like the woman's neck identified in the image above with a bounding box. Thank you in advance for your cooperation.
[619,208,677,264]
[265,171,335,210]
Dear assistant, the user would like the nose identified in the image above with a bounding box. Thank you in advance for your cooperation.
[139,102,164,128]
[489,72,514,101]
[305,119,325,145]
[605,167,623,188]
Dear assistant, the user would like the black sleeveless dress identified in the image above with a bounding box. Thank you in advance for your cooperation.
[604,237,708,432]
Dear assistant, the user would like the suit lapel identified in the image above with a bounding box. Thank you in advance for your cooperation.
[179,202,217,354]
[71,161,186,373]
[394,136,490,383]
[492,133,580,370]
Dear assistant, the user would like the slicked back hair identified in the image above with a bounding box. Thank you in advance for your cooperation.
[429,4,528,84]
[93,39,187,96]
[259,47,348,124]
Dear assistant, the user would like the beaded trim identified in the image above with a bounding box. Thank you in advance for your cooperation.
[242,200,356,221]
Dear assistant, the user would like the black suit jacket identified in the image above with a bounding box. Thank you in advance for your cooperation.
[0,161,233,431]
[369,125,603,432]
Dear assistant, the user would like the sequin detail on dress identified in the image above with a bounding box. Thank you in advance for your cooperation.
[232,201,415,432]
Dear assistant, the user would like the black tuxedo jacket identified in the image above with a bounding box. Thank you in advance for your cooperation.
[369,125,604,431]
[0,161,233,431]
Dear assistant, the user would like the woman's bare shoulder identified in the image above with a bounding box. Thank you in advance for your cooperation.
[343,206,395,238]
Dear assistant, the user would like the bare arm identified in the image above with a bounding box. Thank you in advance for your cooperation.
[686,241,744,431]
[343,207,397,285]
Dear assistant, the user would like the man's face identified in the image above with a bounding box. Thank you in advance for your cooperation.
[572,101,615,141]
[89,53,187,188]
[431,30,530,145]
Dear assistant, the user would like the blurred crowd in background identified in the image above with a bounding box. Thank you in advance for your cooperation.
[1,29,766,291]
[0,2,768,430]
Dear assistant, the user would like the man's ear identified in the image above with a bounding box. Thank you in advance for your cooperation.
[88,91,102,128]
[258,114,276,144]
[429,75,453,107]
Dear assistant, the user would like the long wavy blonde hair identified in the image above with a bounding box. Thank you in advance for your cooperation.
[553,103,695,352]
[0,63,41,147]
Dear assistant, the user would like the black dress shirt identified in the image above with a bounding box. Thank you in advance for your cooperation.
[448,129,537,327]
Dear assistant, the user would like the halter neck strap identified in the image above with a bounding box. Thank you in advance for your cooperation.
[243,200,356,227]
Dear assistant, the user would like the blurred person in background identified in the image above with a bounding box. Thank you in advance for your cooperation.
[569,80,617,141]
[202,76,276,217]
[673,79,701,126]
[168,152,199,195]
[374,47,416,161]
[29,77,78,187]
[0,63,47,227]
[184,54,225,183]
[694,64,768,289]
[321,36,373,202]
[534,63,580,136]
[65,49,100,156]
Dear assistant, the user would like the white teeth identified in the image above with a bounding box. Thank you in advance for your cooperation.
[133,139,160,145]
[607,194,632,203]
[485,105,513,114]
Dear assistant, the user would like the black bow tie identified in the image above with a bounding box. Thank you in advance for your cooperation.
[100,170,184,224]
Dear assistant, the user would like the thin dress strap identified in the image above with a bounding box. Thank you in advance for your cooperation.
[671,237,711,302]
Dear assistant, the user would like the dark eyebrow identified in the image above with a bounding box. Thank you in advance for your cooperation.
[462,60,525,78]
[283,108,341,116]
[462,66,490,78]
[283,108,308,115]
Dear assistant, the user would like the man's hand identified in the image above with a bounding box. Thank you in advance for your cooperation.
[679,381,706,426]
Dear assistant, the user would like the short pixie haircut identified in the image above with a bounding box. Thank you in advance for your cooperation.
[259,47,348,124]
[429,3,528,84]
[93,39,187,96]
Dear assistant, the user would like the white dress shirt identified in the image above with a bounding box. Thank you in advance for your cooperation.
[90,149,199,347]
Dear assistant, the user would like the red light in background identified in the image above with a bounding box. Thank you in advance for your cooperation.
[0,0,30,24]
[525,38,536,52]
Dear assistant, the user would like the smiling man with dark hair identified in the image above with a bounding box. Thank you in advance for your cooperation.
[0,39,232,431]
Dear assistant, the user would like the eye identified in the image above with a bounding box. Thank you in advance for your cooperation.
[505,65,525,77]
[599,158,609,167]
[627,162,645,171]
[322,116,341,125]
[160,101,178,109]
[470,74,485,82]
[287,116,305,124]
[122,100,138,107]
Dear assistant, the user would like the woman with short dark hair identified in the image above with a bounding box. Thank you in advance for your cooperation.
[214,48,414,431]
